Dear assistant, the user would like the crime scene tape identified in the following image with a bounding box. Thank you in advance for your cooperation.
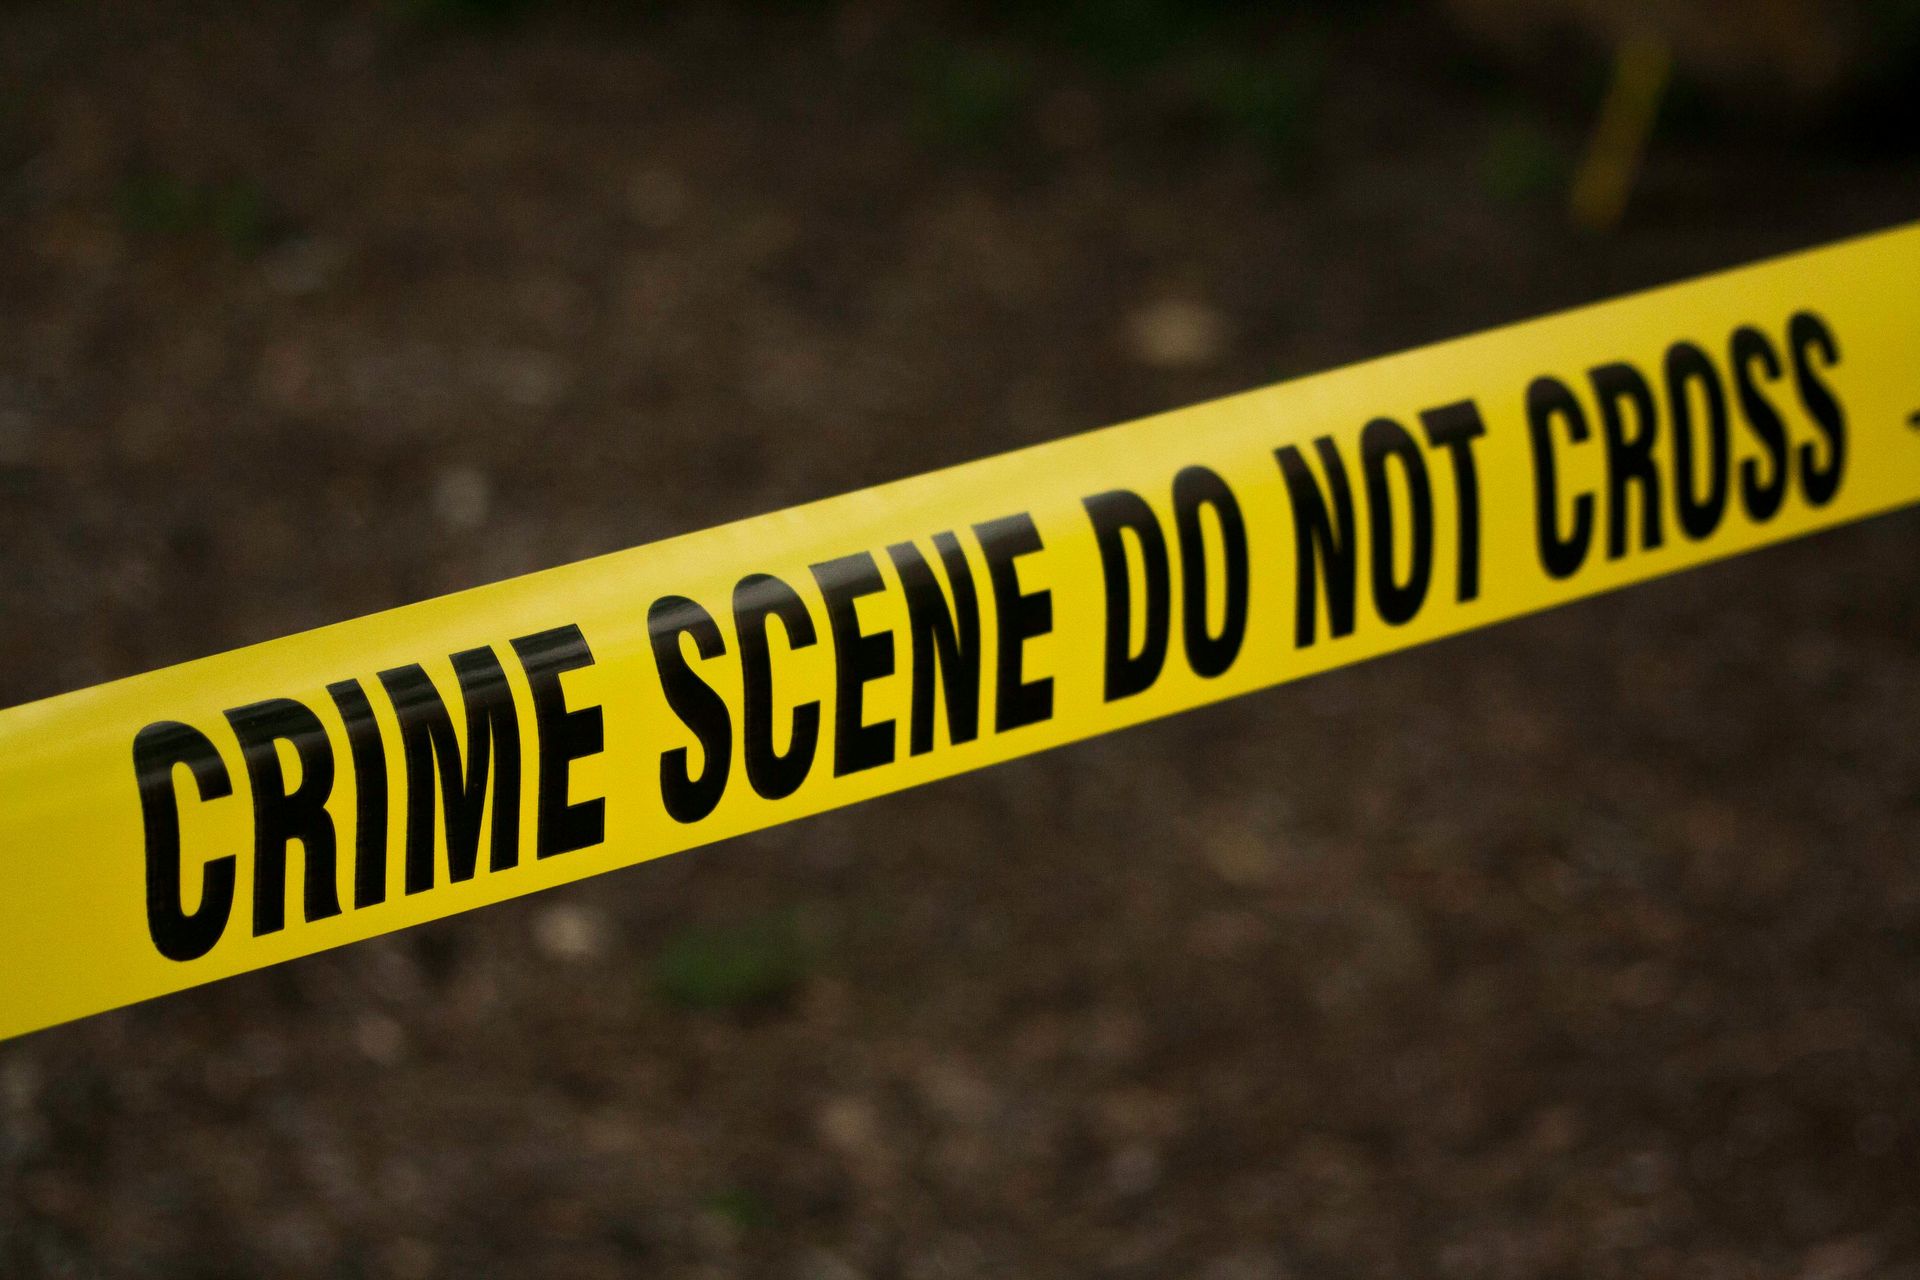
[3,223,1918,1042]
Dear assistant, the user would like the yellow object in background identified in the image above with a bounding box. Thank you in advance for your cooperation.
[1570,33,1673,232]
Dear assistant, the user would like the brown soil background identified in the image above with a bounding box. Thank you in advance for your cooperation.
[2,3,1919,1277]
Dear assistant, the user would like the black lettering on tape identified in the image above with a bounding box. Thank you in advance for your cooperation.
[1275,437,1357,648]
[1358,418,1434,627]
[378,648,522,891]
[1172,465,1249,679]
[511,624,606,857]
[810,552,896,777]
[135,722,237,962]
[1526,375,1595,580]
[327,678,390,910]
[225,697,341,936]
[1663,341,1732,542]
[1590,361,1664,559]
[649,596,733,824]
[1731,325,1789,522]
[887,534,982,756]
[973,513,1054,732]
[1083,489,1171,702]
[1788,311,1846,506]
[732,574,822,799]
[1417,399,1487,604]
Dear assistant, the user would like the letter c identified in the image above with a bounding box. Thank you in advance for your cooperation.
[134,721,237,962]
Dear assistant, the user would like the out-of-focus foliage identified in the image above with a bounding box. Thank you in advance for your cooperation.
[654,913,813,1011]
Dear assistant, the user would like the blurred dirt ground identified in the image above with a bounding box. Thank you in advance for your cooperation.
[3,2,1920,1277]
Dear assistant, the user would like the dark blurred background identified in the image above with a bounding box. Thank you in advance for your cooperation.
[3,2,1920,1276]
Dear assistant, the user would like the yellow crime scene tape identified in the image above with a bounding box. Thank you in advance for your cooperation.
[3,223,1918,1041]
